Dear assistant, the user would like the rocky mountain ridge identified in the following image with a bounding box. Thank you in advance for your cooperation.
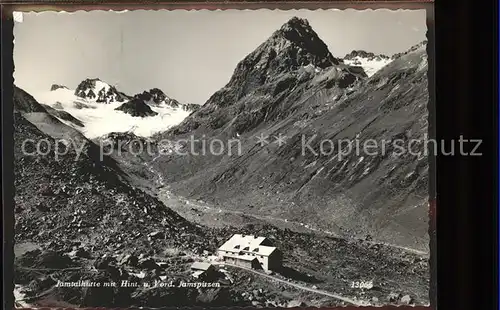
[32,79,197,138]
[71,78,200,114]
[343,50,391,62]
[167,17,366,137]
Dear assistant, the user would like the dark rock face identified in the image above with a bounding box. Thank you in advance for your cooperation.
[50,84,68,91]
[75,79,96,98]
[182,103,200,112]
[12,111,227,305]
[149,88,168,103]
[115,98,158,117]
[74,78,129,103]
[133,88,199,112]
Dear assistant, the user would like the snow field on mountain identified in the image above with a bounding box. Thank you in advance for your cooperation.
[343,56,393,77]
[34,88,191,139]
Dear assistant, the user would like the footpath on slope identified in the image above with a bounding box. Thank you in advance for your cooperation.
[221,263,370,306]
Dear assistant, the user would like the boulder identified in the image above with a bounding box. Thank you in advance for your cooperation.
[28,275,57,292]
[75,247,92,259]
[400,294,414,305]
[287,300,307,307]
[94,255,116,270]
[148,231,164,240]
[138,257,160,270]
[388,292,402,302]
[119,254,139,267]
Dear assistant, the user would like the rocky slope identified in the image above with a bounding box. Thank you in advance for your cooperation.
[151,17,429,251]
[391,40,428,60]
[14,86,91,154]
[182,103,201,112]
[14,86,219,306]
[344,50,390,61]
[41,104,85,127]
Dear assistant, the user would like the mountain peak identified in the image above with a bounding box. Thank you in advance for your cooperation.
[279,16,312,35]
[134,88,181,108]
[268,17,337,68]
[169,17,366,136]
[132,88,200,112]
[50,84,68,91]
[216,16,339,103]
[75,78,129,103]
[115,98,159,117]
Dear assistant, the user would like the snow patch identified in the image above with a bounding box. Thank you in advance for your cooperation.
[344,56,393,77]
[417,55,428,72]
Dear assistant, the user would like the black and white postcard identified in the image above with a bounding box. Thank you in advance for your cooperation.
[12,8,431,308]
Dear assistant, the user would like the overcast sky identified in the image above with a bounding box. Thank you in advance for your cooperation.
[14,9,426,104]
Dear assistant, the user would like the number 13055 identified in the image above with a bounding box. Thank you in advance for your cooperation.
[351,281,373,289]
